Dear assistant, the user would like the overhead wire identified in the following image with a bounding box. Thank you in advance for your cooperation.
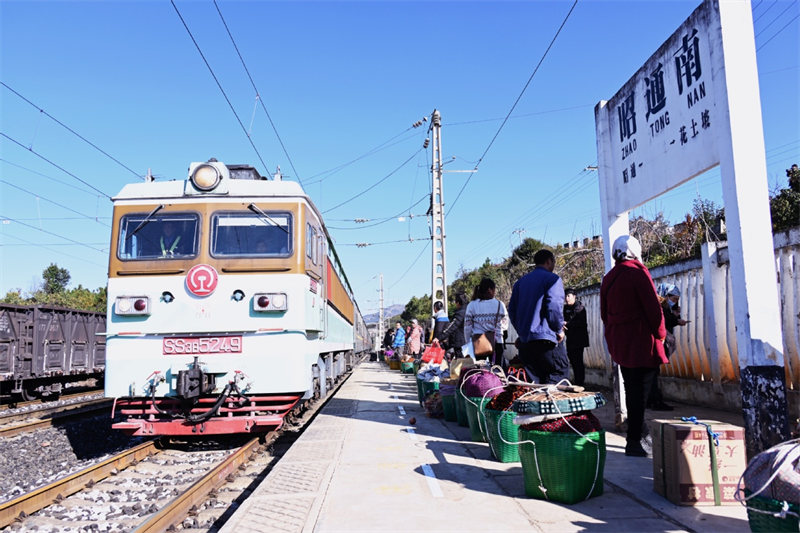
[212,0,303,186]
[445,0,580,218]
[752,0,779,24]
[1,216,107,254]
[321,148,423,213]
[757,13,800,51]
[0,158,102,196]
[337,236,430,247]
[389,240,431,290]
[326,194,429,230]
[444,103,594,127]
[0,233,106,267]
[754,2,796,38]
[0,179,112,227]
[0,82,142,180]
[0,133,112,198]
[170,0,271,175]
[305,127,418,184]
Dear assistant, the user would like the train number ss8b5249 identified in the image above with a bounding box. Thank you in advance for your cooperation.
[162,336,242,355]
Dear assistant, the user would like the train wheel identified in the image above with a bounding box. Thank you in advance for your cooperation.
[19,387,39,402]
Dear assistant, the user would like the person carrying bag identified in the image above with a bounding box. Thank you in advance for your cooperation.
[464,278,508,365]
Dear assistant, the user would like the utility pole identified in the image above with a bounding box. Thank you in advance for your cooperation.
[429,109,448,316]
[512,228,526,247]
[378,273,384,347]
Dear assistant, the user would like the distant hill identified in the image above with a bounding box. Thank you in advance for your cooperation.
[363,304,405,325]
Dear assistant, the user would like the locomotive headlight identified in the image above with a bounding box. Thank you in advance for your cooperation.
[190,164,221,191]
[115,296,151,316]
[253,292,287,312]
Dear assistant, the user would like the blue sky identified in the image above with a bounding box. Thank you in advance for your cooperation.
[1,0,798,314]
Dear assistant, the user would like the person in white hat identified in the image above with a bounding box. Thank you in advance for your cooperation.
[601,235,667,457]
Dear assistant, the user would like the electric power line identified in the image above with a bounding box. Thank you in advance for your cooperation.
[213,0,303,186]
[327,194,429,230]
[757,13,800,51]
[389,240,430,290]
[753,0,779,24]
[1,216,107,254]
[0,158,102,196]
[0,82,142,179]
[446,0,580,218]
[0,179,112,227]
[754,2,796,38]
[322,148,422,213]
[170,0,271,175]
[0,232,106,267]
[0,133,112,198]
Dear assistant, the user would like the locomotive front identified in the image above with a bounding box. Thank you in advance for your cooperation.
[105,161,337,435]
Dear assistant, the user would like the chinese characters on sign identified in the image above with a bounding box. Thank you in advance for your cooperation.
[613,27,713,186]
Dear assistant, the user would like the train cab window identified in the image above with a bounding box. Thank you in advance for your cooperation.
[118,213,199,260]
[211,212,292,257]
[306,224,321,265]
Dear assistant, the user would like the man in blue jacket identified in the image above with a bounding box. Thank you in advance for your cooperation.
[391,321,406,358]
[508,249,568,384]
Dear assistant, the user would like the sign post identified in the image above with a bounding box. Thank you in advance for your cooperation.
[595,0,788,456]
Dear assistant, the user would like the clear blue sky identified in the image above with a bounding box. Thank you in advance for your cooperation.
[1,0,798,314]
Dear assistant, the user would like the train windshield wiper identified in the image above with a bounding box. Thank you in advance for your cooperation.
[127,204,164,240]
[247,203,289,234]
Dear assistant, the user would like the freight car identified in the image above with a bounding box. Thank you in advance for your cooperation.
[0,304,106,401]
[105,160,370,436]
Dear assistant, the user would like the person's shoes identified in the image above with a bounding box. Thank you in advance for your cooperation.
[625,443,649,457]
[648,401,675,411]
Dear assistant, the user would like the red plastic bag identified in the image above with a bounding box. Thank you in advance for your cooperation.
[421,339,445,364]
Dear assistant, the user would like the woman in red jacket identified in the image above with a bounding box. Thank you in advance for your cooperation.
[600,235,667,457]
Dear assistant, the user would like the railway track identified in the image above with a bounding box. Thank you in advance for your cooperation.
[0,359,361,532]
[0,389,104,412]
[0,396,112,438]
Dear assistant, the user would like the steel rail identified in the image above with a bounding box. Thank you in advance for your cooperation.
[135,436,268,533]
[0,398,113,437]
[0,440,159,528]
[0,389,104,412]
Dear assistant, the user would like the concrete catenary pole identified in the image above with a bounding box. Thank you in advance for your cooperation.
[430,110,448,316]
[378,273,384,347]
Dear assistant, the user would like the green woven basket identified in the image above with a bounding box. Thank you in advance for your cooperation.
[421,380,440,399]
[401,361,415,374]
[744,490,800,532]
[465,396,492,442]
[484,408,520,463]
[415,377,424,405]
[441,394,457,422]
[455,390,469,427]
[518,428,606,504]
[413,360,421,373]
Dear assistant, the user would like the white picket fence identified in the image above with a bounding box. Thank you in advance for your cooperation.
[577,227,799,414]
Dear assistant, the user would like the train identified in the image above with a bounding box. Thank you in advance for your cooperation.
[105,159,370,436]
[0,303,105,401]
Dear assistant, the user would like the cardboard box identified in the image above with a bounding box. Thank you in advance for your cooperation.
[652,419,746,506]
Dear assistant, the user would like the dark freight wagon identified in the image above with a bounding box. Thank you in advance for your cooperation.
[0,304,105,401]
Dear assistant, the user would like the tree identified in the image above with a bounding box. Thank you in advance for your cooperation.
[42,263,71,294]
[401,294,432,323]
[770,164,800,232]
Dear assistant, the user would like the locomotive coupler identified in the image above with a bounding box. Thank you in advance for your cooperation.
[176,356,216,401]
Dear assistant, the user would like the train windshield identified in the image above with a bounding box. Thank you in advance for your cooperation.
[117,213,200,260]
[211,212,293,257]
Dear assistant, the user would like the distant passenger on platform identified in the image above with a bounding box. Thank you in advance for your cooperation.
[464,278,509,366]
[647,284,688,411]
[431,301,450,343]
[392,321,406,359]
[601,235,667,457]
[508,249,568,384]
[407,318,424,358]
[441,293,468,359]
[563,288,590,386]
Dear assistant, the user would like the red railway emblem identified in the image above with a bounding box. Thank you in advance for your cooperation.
[186,264,218,297]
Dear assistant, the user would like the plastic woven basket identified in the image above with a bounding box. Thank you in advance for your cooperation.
[744,490,800,532]
[455,390,469,427]
[442,394,457,422]
[484,408,520,463]
[415,377,424,406]
[401,361,415,374]
[421,380,440,399]
[465,396,492,442]
[518,428,606,504]
[388,359,401,370]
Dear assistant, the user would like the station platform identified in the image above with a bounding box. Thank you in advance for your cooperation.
[220,361,751,532]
